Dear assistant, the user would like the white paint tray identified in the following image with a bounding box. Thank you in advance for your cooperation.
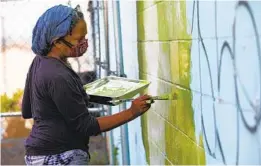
[84,76,150,106]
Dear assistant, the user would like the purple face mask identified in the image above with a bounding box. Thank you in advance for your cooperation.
[60,38,88,57]
[69,39,88,57]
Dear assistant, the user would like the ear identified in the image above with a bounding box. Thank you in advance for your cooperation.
[52,39,63,49]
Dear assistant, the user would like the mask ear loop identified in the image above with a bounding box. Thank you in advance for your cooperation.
[58,38,74,48]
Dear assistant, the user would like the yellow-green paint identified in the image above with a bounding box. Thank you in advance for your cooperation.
[157,1,191,41]
[136,0,161,13]
[137,1,206,165]
[140,108,150,165]
[137,11,145,41]
[85,79,150,99]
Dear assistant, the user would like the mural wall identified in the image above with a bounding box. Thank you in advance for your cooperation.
[136,0,261,165]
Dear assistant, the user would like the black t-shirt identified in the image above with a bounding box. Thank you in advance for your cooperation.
[22,55,101,156]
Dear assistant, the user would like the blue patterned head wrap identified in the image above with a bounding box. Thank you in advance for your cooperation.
[31,5,83,56]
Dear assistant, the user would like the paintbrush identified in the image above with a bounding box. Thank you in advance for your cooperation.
[110,93,177,104]
[150,93,177,100]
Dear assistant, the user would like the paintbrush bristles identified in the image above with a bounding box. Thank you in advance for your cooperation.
[151,93,177,100]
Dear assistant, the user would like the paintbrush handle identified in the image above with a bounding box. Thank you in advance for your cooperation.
[151,96,165,100]
[111,94,177,104]
[121,99,153,104]
[120,96,171,102]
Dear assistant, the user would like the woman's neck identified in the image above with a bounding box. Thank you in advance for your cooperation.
[47,51,71,67]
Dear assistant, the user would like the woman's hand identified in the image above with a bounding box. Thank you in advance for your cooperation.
[129,95,153,118]
[97,95,154,132]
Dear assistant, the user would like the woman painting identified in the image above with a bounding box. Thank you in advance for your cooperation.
[22,4,152,165]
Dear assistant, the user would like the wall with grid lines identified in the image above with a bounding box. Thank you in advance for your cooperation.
[136,0,261,165]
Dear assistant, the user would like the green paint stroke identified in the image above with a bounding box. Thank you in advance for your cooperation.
[157,1,191,41]
[160,1,205,165]
[140,109,150,165]
[137,40,150,164]
[140,74,150,165]
[136,0,161,13]
[137,0,206,165]
[137,11,145,41]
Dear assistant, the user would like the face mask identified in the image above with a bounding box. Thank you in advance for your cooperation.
[69,39,88,57]
[60,38,88,57]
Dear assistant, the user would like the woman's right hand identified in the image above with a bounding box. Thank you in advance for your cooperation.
[97,95,154,132]
[129,95,153,118]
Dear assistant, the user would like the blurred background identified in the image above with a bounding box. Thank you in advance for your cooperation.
[0,0,109,164]
[1,0,261,165]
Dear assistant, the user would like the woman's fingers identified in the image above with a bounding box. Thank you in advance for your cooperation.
[130,95,155,117]
[139,95,151,101]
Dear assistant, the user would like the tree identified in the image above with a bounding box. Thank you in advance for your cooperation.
[1,89,24,113]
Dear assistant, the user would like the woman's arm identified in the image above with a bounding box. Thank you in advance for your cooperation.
[97,95,151,132]
[50,75,151,136]
[22,74,32,119]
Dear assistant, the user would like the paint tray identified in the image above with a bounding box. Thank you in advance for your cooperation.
[84,76,151,106]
